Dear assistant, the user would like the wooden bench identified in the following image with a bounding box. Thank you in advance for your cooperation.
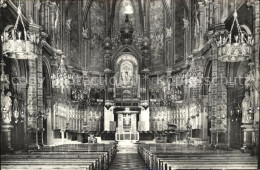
[1,144,117,170]
[138,144,257,170]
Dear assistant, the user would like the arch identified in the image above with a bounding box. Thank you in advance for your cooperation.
[235,62,249,79]
[202,60,212,95]
[116,54,138,66]
[240,25,252,35]
[4,25,14,32]
[111,45,143,72]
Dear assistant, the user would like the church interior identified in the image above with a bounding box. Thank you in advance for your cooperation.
[0,0,260,169]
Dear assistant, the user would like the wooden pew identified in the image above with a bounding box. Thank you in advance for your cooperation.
[138,144,257,170]
[1,144,117,170]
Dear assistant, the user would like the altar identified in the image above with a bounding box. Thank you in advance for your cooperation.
[115,108,139,141]
[103,14,150,141]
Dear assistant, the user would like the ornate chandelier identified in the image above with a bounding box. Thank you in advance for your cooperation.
[1,2,40,60]
[185,59,203,88]
[51,55,70,93]
[216,3,254,62]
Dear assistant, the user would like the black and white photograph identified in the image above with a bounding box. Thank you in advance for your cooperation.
[0,0,260,169]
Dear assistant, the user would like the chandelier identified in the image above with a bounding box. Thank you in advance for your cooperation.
[185,59,203,88]
[1,1,40,60]
[51,55,70,93]
[216,2,254,62]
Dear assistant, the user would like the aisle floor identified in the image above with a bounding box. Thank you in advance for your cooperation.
[108,153,148,170]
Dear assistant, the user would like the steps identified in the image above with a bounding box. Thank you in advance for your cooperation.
[117,141,138,153]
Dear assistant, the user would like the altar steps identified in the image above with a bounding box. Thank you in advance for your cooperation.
[117,141,138,153]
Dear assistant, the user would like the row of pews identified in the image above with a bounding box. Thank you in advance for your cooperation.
[1,143,117,170]
[138,144,258,170]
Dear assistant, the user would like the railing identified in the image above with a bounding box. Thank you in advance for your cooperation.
[115,131,139,141]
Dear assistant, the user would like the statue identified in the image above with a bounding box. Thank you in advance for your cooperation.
[194,10,200,49]
[66,19,72,31]
[242,91,251,124]
[1,91,12,125]
[166,27,172,38]
[183,18,189,30]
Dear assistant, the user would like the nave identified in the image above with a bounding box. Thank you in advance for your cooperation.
[1,0,260,169]
[1,142,258,170]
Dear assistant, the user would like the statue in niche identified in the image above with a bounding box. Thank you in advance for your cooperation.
[166,27,172,38]
[183,18,189,30]
[1,91,12,125]
[119,62,134,86]
[193,10,202,50]
[66,19,72,31]
[242,91,251,124]
[54,5,61,47]
[82,28,92,39]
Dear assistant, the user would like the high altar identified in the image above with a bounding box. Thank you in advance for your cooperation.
[103,15,150,141]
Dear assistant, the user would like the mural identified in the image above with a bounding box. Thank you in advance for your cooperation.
[175,0,186,63]
[149,0,164,67]
[90,0,105,71]
[69,1,80,65]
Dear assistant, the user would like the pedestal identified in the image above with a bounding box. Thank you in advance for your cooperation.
[1,124,14,154]
[240,123,254,153]
[60,130,65,144]
[104,106,114,131]
[38,128,45,147]
[66,132,69,140]
[210,127,227,149]
[77,133,83,143]
[27,128,40,150]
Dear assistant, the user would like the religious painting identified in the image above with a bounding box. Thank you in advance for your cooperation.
[90,0,105,71]
[115,54,139,88]
[149,0,164,67]
[175,0,186,63]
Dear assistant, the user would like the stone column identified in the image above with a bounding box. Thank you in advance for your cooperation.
[0,53,13,154]
[33,0,41,24]
[198,2,206,46]
[241,124,254,153]
[210,39,227,148]
[46,96,54,145]
[49,2,56,47]
[247,0,260,156]
[26,23,43,150]
[252,1,260,125]
[171,0,175,66]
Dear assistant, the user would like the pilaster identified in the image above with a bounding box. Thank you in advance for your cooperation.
[26,23,42,149]
[210,42,227,148]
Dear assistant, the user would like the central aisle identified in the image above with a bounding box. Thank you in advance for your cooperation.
[108,141,148,170]
[108,153,148,170]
